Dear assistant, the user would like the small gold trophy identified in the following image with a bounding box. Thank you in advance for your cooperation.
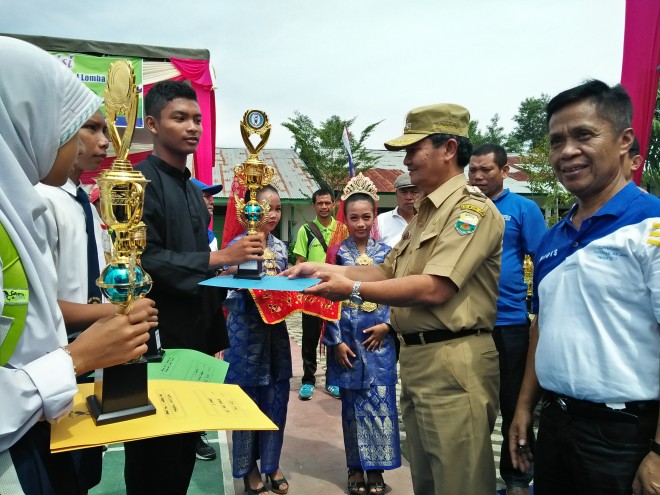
[234,110,275,279]
[86,60,156,425]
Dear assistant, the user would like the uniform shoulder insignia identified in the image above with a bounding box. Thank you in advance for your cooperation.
[465,184,487,199]
[647,221,660,246]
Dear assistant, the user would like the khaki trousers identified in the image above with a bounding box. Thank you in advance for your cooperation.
[400,332,500,495]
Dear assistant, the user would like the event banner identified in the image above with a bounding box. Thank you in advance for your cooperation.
[51,52,144,128]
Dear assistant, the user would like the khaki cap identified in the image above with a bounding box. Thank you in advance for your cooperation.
[393,172,413,189]
[384,103,471,151]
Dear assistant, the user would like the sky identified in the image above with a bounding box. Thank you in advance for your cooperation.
[2,0,626,150]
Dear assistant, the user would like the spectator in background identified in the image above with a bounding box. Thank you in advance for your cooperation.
[377,172,420,248]
[292,188,345,400]
[469,143,546,495]
[191,177,222,251]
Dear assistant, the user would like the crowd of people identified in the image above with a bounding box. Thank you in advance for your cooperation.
[1,35,659,495]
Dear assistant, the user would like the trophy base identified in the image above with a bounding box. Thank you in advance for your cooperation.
[86,358,156,425]
[86,395,156,426]
[235,270,265,280]
[235,260,264,280]
[144,348,165,363]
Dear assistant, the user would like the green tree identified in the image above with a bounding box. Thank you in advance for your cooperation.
[511,94,551,152]
[468,119,487,147]
[641,87,660,195]
[517,136,574,226]
[282,112,381,193]
[469,114,508,148]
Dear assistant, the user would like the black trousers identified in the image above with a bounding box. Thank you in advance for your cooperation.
[535,398,658,495]
[124,432,197,494]
[301,313,327,385]
[493,323,535,487]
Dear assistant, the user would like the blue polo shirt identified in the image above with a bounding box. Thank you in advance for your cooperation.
[533,182,660,403]
[492,189,546,326]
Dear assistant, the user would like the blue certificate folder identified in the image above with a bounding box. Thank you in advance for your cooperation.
[200,274,321,291]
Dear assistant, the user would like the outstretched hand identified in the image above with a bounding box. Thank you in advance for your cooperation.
[67,298,158,374]
[280,262,323,279]
[302,271,353,302]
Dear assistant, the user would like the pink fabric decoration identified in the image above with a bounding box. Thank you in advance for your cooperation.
[170,57,216,187]
[621,0,660,184]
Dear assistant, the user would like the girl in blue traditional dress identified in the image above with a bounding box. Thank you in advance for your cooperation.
[223,185,291,495]
[323,175,401,495]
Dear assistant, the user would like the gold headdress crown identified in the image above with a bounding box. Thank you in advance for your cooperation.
[341,173,379,201]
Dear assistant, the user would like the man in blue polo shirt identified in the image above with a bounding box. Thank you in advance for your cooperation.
[469,143,546,495]
[509,80,660,495]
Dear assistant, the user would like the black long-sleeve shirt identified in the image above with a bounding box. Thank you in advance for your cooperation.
[135,154,228,353]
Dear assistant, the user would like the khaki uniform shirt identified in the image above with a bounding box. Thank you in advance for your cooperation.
[380,174,504,333]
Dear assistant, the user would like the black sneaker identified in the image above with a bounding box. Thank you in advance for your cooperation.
[195,432,216,461]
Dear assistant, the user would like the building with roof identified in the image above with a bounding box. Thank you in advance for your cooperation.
[210,148,321,245]
[209,148,545,247]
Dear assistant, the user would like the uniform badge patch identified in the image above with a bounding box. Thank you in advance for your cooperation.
[455,212,479,235]
[460,204,486,217]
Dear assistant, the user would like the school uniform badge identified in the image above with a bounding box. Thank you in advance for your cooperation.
[455,212,479,235]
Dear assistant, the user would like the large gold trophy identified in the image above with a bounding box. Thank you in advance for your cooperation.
[86,61,157,425]
[234,110,275,279]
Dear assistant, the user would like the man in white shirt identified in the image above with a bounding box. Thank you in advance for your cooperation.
[377,172,420,247]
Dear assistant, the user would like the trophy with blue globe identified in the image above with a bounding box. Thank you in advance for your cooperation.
[234,110,275,279]
[86,60,157,425]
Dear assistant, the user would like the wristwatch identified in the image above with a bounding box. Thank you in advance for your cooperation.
[651,439,660,456]
[349,281,363,306]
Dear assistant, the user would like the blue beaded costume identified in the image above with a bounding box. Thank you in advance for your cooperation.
[223,233,292,477]
[323,237,401,471]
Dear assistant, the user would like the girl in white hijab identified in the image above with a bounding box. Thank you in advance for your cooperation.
[0,36,157,493]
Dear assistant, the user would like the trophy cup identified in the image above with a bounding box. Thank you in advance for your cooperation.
[86,60,157,425]
[234,110,275,279]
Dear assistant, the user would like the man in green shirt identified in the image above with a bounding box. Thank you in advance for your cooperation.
[293,188,343,400]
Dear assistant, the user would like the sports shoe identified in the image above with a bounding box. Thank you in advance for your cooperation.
[325,384,340,399]
[195,432,216,461]
[298,383,315,400]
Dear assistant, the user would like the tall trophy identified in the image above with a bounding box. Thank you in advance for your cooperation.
[86,60,157,425]
[234,110,275,279]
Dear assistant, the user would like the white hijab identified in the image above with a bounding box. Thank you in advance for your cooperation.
[0,36,100,364]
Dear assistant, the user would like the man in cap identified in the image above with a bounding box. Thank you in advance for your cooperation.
[189,177,223,461]
[190,177,222,251]
[377,172,421,248]
[284,103,504,494]
[469,143,546,495]
[509,80,660,495]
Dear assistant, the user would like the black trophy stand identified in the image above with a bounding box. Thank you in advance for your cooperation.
[236,259,264,280]
[86,357,156,426]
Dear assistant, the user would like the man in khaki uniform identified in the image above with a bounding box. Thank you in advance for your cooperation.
[284,103,504,495]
